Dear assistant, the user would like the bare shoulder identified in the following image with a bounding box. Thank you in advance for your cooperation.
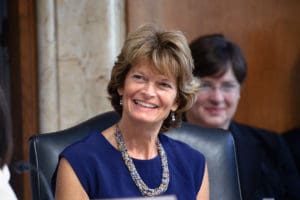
[55,158,89,200]
[197,163,209,200]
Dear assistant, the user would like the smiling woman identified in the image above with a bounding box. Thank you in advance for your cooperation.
[53,24,209,200]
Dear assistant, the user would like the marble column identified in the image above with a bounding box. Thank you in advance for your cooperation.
[37,0,125,133]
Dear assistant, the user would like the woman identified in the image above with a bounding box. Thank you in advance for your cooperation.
[55,24,209,199]
[185,34,245,130]
[185,34,300,200]
[0,85,18,200]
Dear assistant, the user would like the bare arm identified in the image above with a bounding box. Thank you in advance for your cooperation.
[197,163,209,200]
[55,158,89,200]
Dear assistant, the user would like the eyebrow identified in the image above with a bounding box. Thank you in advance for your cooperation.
[201,79,237,83]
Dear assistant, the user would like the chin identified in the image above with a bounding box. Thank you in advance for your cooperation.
[132,115,159,124]
[205,120,225,129]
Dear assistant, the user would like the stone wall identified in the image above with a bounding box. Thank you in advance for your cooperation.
[37,0,125,132]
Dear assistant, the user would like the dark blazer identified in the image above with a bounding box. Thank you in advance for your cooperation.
[283,128,300,174]
[229,121,300,200]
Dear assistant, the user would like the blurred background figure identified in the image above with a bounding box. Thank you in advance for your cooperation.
[0,85,17,200]
[184,34,300,200]
[283,128,300,174]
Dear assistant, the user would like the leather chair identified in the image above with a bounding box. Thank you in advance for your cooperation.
[29,111,242,200]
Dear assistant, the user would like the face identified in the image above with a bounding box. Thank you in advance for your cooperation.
[118,60,178,126]
[186,67,240,129]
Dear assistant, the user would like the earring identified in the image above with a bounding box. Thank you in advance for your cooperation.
[171,111,175,122]
[120,98,123,105]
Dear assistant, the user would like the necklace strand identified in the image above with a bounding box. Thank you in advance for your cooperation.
[115,124,170,196]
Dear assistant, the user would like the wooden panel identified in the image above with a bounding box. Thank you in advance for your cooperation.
[126,0,300,133]
[8,0,38,199]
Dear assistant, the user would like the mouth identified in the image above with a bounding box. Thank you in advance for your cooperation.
[133,99,157,109]
[206,107,224,114]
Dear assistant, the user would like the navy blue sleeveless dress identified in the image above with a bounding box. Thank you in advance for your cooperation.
[59,132,205,200]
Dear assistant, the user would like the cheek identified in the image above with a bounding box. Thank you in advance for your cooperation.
[167,93,178,107]
[158,90,177,101]
[226,96,240,112]
[189,95,205,113]
[195,94,208,106]
[123,82,141,96]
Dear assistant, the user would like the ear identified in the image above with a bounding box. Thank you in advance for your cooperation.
[171,100,179,112]
[117,87,124,96]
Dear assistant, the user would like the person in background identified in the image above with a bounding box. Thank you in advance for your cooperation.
[54,24,209,200]
[283,128,300,174]
[0,85,17,200]
[184,34,300,200]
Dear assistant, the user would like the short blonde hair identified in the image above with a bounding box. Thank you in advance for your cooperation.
[107,24,199,132]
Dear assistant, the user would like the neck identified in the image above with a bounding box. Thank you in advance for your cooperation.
[116,120,160,160]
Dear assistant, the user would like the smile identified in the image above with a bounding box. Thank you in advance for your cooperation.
[134,100,157,108]
[206,107,224,114]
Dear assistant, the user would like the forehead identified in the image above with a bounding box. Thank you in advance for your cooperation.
[201,67,238,82]
[130,59,176,80]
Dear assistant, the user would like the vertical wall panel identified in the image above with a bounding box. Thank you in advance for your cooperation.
[126,0,300,132]
[8,0,38,199]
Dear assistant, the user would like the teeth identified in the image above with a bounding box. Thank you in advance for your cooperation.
[135,100,156,108]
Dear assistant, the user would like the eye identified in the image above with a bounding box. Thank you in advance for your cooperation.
[199,82,212,89]
[132,73,145,81]
[159,81,172,89]
[221,82,238,91]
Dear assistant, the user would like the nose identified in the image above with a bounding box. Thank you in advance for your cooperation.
[142,83,156,98]
[208,88,224,103]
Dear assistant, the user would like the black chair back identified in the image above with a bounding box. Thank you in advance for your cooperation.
[168,124,242,200]
[29,111,241,200]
